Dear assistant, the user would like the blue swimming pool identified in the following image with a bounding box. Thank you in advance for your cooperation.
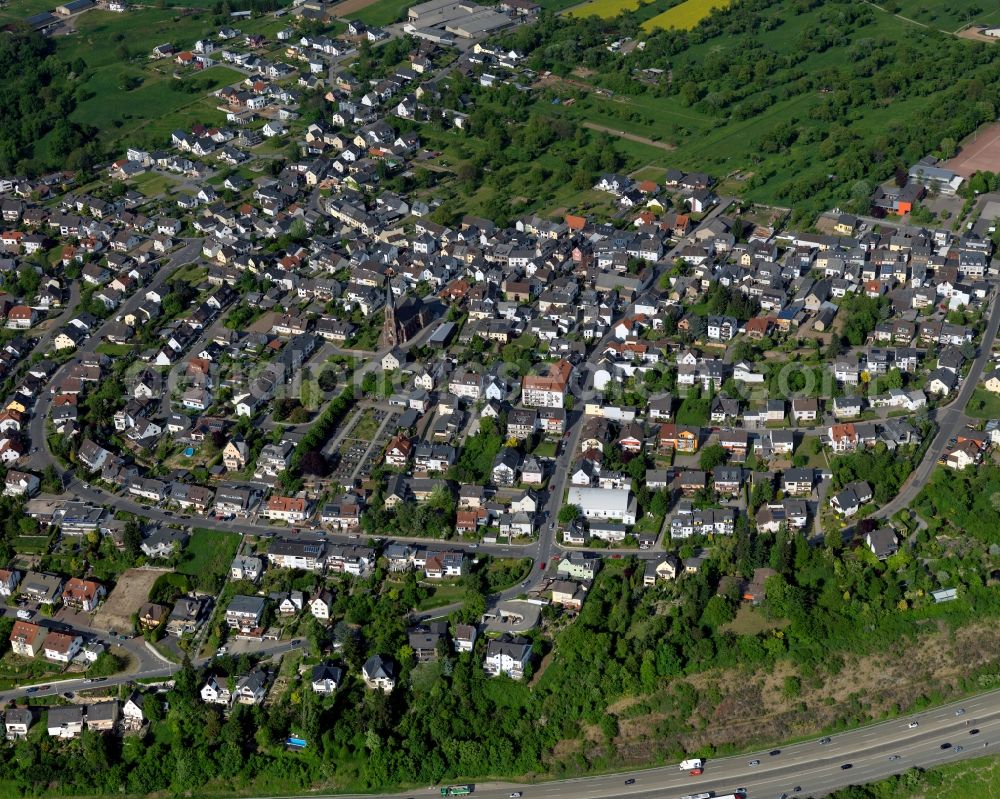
[183,447,195,457]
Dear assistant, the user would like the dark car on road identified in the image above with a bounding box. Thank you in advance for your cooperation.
[841,764,852,770]
[940,743,952,750]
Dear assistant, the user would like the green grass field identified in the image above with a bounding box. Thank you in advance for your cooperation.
[966,387,1000,419]
[68,65,237,152]
[48,8,282,152]
[127,170,183,198]
[0,0,56,23]
[177,529,241,580]
[348,0,411,26]
[895,0,1000,30]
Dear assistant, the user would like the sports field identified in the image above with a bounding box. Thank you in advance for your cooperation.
[642,0,732,30]
[944,123,1000,177]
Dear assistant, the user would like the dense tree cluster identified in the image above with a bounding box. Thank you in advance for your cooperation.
[0,31,95,175]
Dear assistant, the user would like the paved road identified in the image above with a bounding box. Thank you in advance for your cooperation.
[875,292,1000,520]
[0,639,304,705]
[239,691,1000,799]
[25,239,204,474]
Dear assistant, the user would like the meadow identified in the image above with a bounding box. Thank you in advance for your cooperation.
[344,0,412,25]
[46,7,285,153]
[642,0,732,30]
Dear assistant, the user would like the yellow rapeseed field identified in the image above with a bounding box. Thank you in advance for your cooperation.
[642,0,732,30]
[566,0,643,19]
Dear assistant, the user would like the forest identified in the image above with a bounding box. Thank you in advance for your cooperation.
[0,30,96,175]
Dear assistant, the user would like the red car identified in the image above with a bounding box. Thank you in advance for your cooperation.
[689,768,703,776]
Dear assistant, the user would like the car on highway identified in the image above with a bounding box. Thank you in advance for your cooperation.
[291,639,301,646]
[748,760,760,767]
[624,779,635,785]
[970,729,980,735]
[841,764,852,770]
[955,746,964,752]
[908,721,919,728]
[521,580,529,587]
[955,708,966,716]
[940,743,952,750]
[63,692,73,699]
[25,687,37,694]
[819,737,832,745]
[688,768,702,776]
[509,793,522,798]
[769,749,781,756]
[889,755,901,761]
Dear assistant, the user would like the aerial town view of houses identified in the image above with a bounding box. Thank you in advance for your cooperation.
[2,0,1000,796]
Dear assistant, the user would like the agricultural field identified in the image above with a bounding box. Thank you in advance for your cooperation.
[566,0,642,20]
[642,0,732,30]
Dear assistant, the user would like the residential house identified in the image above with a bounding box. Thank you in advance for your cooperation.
[483,634,532,680]
[362,655,396,691]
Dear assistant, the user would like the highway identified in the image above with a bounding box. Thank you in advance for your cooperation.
[235,691,1000,799]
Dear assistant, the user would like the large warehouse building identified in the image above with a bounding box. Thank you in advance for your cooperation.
[406,0,514,40]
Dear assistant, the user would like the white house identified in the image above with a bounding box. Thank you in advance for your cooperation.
[565,487,637,525]
[483,634,532,680]
[200,676,232,705]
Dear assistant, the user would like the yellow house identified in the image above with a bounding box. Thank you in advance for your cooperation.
[833,214,857,236]
[6,400,26,414]
[983,371,1000,394]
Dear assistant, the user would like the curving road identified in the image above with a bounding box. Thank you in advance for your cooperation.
[0,639,305,706]
[875,292,1000,521]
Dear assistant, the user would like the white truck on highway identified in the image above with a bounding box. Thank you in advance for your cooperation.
[679,758,704,772]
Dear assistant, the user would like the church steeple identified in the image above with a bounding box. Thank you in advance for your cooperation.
[380,282,398,349]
